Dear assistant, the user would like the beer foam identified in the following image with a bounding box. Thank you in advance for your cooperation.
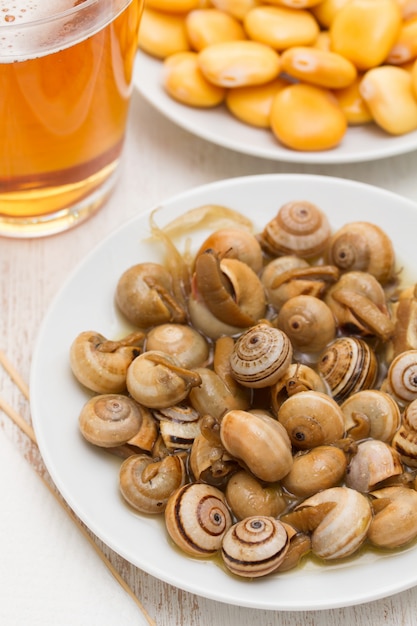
[0,1,127,61]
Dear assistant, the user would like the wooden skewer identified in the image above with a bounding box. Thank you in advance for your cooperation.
[0,350,156,626]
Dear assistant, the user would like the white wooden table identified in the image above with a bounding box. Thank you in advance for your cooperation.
[2,88,417,626]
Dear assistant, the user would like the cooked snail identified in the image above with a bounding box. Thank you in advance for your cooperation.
[146,323,210,369]
[382,349,417,406]
[368,486,417,548]
[225,470,287,520]
[165,483,233,557]
[195,227,263,273]
[78,394,143,448]
[281,445,347,498]
[270,362,328,414]
[340,389,401,442]
[345,439,403,493]
[392,398,417,466]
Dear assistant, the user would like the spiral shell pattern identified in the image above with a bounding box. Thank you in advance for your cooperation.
[78,394,142,447]
[165,483,233,557]
[385,349,417,405]
[318,337,378,403]
[230,323,293,388]
[221,516,290,578]
[259,201,331,259]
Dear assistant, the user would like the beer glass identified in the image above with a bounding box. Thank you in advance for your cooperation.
[0,0,143,238]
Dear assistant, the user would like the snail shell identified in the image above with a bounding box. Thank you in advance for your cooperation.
[221,516,290,578]
[276,295,337,354]
[78,394,143,448]
[318,337,378,403]
[153,404,201,451]
[146,324,210,369]
[292,486,372,560]
[382,349,417,406]
[225,470,287,520]
[391,398,417,466]
[391,285,417,356]
[277,390,345,450]
[70,331,143,394]
[326,221,395,284]
[220,409,293,482]
[116,262,186,328]
[340,389,401,443]
[262,256,339,310]
[195,227,264,274]
[325,271,394,341]
[281,445,347,498]
[368,486,417,549]
[126,350,202,409]
[189,433,239,486]
[258,200,331,259]
[119,453,186,514]
[345,439,403,492]
[270,362,328,414]
[164,483,233,557]
[193,250,266,328]
[229,323,293,389]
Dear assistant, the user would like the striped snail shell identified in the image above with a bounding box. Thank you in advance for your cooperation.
[164,483,233,557]
[318,337,378,403]
[383,349,417,406]
[221,516,290,578]
[229,323,293,388]
[258,200,331,259]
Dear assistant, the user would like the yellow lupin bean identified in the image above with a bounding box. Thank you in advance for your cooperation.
[139,8,189,59]
[145,0,201,13]
[210,0,262,21]
[330,0,402,71]
[163,51,227,107]
[333,76,373,125]
[269,83,347,150]
[185,9,247,52]
[313,31,332,52]
[197,40,281,87]
[243,6,320,51]
[387,16,417,64]
[266,0,322,7]
[310,0,351,28]
[225,77,290,127]
[396,0,417,20]
[281,46,357,89]
[359,65,417,134]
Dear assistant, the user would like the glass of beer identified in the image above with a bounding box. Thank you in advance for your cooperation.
[0,0,143,238]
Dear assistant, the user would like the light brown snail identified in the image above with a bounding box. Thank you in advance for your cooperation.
[146,323,210,369]
[189,432,239,486]
[220,409,293,482]
[258,200,332,259]
[326,221,395,284]
[382,349,417,406]
[276,294,337,355]
[318,337,378,403]
[391,285,417,356]
[282,486,372,560]
[368,486,417,549]
[70,330,144,394]
[392,398,417,466]
[191,250,266,331]
[126,350,202,409]
[277,390,345,450]
[164,483,233,557]
[270,362,329,414]
[195,227,264,273]
[78,394,143,448]
[221,516,291,578]
[225,470,287,520]
[325,271,394,341]
[261,255,339,311]
[345,439,403,492]
[229,322,293,388]
[119,453,186,514]
[115,262,187,328]
[281,445,347,498]
[340,389,401,442]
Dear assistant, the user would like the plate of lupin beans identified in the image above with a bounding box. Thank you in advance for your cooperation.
[134,0,417,163]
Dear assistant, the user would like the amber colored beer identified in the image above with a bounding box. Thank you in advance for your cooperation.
[0,0,143,237]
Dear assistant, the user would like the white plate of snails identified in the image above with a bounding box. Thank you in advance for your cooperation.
[134,52,417,165]
[31,173,417,611]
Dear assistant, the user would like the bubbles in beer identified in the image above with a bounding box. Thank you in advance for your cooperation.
[0,1,80,25]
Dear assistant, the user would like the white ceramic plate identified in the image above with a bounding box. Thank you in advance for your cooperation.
[31,174,417,611]
[134,51,417,165]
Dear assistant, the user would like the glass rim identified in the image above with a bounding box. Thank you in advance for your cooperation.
[0,0,130,31]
